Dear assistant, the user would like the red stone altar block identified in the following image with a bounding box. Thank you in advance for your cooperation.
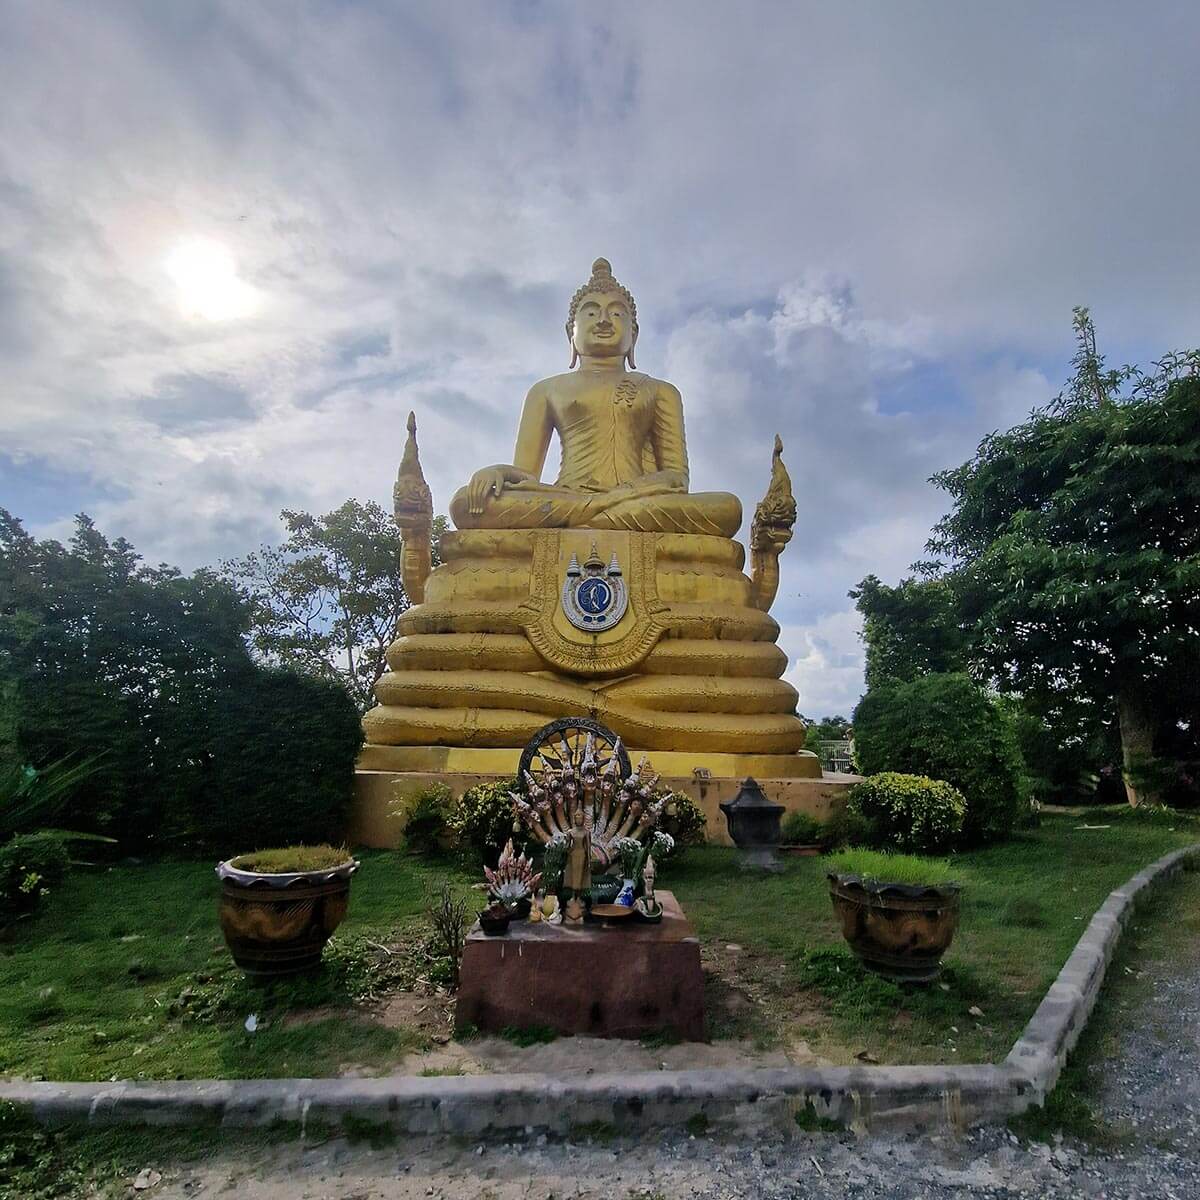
[455,890,705,1041]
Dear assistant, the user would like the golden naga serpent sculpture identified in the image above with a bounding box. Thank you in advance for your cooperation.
[509,729,665,872]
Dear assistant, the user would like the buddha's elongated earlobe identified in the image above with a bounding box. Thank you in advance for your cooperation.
[626,331,637,370]
[569,342,579,369]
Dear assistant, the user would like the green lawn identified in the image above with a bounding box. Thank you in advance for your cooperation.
[670,809,1198,1063]
[0,809,1194,1080]
[0,854,477,1082]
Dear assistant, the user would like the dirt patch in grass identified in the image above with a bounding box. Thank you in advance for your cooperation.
[374,990,455,1040]
[700,940,846,1059]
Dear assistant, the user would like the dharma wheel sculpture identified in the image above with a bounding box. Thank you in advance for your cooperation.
[510,718,665,872]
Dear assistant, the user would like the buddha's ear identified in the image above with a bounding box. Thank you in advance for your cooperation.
[568,329,579,369]
[626,330,638,370]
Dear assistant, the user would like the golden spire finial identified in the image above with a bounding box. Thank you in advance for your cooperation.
[394,410,434,604]
[399,411,421,473]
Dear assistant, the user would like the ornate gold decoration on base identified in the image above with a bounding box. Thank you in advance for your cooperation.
[516,531,667,677]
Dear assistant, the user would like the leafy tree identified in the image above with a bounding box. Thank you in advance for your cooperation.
[928,310,1200,805]
[849,573,971,689]
[0,510,361,849]
[802,714,853,746]
[223,500,445,714]
[850,570,1120,805]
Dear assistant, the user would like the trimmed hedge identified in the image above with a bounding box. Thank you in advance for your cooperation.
[167,667,364,851]
[848,772,966,853]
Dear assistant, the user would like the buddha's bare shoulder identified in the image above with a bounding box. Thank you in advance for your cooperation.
[532,372,577,391]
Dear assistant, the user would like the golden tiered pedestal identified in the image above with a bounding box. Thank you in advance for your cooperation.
[363,527,814,764]
[353,526,857,847]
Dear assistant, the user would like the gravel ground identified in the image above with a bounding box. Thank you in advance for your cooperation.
[146,1119,1200,1200]
[134,875,1200,1200]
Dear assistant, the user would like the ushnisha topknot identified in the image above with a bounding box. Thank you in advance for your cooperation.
[566,258,638,367]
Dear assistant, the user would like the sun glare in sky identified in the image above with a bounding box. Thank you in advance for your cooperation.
[165,237,258,320]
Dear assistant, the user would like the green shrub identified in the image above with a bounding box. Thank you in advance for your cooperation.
[827,848,959,887]
[447,778,522,863]
[848,772,966,853]
[0,512,363,853]
[389,782,455,855]
[658,790,707,856]
[853,673,1026,844]
[170,668,364,851]
[0,832,69,917]
[780,810,824,845]
[820,804,873,849]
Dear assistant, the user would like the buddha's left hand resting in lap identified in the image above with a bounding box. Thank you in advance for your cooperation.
[449,259,742,539]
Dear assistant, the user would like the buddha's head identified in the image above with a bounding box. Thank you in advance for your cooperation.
[567,258,638,369]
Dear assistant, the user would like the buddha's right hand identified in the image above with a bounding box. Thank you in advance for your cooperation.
[465,465,533,514]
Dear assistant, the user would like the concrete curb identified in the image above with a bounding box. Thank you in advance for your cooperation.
[1005,842,1200,1100]
[4,843,1197,1136]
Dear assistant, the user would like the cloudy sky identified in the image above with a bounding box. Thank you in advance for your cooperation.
[3,1,1198,716]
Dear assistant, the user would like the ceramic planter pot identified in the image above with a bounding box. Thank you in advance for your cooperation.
[827,872,961,983]
[216,858,358,980]
[479,904,511,935]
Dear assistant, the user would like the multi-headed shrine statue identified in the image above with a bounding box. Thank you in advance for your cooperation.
[360,258,820,781]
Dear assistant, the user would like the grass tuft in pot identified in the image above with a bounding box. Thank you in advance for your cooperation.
[228,844,352,874]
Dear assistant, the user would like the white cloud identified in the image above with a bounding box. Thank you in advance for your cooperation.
[2,2,1197,713]
[784,609,866,719]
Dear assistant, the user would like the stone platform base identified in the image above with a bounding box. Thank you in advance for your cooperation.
[349,768,858,849]
[455,891,704,1041]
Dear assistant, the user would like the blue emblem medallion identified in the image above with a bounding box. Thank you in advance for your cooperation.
[561,543,629,632]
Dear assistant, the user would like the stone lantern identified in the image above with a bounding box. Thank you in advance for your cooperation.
[719,777,785,870]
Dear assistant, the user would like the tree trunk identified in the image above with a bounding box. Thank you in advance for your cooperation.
[1117,691,1159,807]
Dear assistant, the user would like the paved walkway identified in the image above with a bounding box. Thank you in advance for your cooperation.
[139,871,1200,1199]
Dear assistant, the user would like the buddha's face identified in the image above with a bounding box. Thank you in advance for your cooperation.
[572,290,634,362]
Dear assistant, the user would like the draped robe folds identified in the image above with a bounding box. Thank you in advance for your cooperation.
[449,372,742,538]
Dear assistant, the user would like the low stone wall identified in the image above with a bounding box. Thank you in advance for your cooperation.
[5,844,1195,1137]
[349,769,858,849]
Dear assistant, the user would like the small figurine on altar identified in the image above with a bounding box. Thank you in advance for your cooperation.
[634,831,673,920]
[563,807,592,924]
[637,856,657,911]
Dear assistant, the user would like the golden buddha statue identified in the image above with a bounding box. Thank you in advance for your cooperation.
[449,259,741,539]
[361,258,819,783]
